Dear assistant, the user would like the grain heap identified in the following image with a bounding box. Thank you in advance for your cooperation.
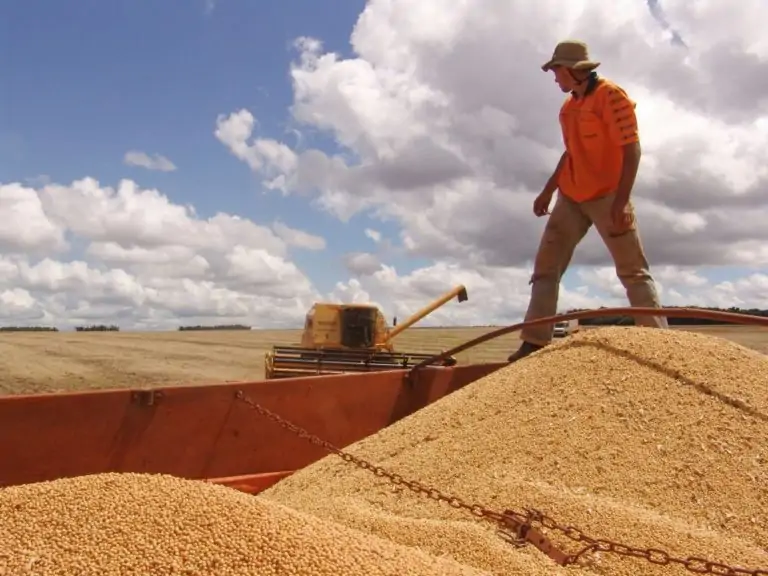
[0,472,491,575]
[263,326,768,576]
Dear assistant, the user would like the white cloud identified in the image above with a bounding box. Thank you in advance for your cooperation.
[214,110,297,191]
[343,252,382,276]
[0,288,40,320]
[212,0,768,325]
[578,266,768,310]
[272,221,326,250]
[123,151,177,172]
[0,174,764,330]
[0,178,323,329]
[327,262,768,329]
[6,0,768,331]
[0,183,68,254]
[364,228,382,243]
[328,262,607,328]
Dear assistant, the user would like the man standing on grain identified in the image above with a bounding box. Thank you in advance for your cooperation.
[507,40,668,363]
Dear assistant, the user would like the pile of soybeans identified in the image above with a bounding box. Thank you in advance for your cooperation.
[264,327,768,575]
[0,472,489,575]
[1,327,766,575]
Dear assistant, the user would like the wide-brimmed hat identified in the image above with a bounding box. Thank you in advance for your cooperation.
[541,40,600,72]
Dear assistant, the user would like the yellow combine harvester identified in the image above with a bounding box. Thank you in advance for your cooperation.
[264,285,469,379]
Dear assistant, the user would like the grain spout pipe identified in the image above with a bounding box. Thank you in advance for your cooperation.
[383,284,469,343]
[407,306,768,375]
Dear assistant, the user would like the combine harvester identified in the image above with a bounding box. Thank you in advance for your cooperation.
[264,284,468,379]
[0,306,766,570]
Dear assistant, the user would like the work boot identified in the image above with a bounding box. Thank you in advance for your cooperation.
[507,341,544,363]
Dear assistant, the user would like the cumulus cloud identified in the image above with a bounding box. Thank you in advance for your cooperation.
[5,0,768,331]
[217,0,768,288]
[214,110,297,191]
[343,252,382,276]
[0,176,764,330]
[0,183,68,254]
[578,266,768,310]
[328,262,607,328]
[0,178,322,329]
[272,221,326,250]
[123,151,177,172]
[328,261,768,330]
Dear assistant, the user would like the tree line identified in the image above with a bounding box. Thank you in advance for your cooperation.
[566,306,768,326]
[0,326,60,332]
[0,307,766,332]
[0,324,252,332]
[178,324,251,331]
[74,325,120,332]
[0,325,121,332]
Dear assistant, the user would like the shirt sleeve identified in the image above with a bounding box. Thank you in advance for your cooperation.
[601,85,639,147]
[558,98,572,147]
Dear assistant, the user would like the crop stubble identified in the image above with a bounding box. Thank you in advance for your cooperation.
[0,325,766,394]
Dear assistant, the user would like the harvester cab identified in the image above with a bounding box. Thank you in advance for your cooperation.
[264,285,469,379]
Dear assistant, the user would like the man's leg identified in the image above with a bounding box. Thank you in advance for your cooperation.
[510,194,591,361]
[582,193,668,329]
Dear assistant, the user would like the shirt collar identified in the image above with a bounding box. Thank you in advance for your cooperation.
[571,72,600,99]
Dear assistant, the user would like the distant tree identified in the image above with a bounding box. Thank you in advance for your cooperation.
[178,324,251,331]
[0,326,59,332]
[75,324,120,332]
[564,306,768,326]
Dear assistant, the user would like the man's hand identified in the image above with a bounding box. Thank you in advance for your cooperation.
[609,141,641,235]
[610,194,634,235]
[535,151,566,217]
[533,190,554,217]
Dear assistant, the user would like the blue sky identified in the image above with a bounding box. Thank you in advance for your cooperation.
[1,0,756,311]
[1,0,423,294]
[0,0,593,305]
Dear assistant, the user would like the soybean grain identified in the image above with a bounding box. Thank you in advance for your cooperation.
[264,326,768,576]
[0,472,491,576]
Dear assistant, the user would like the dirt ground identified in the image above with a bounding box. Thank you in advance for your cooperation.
[0,325,765,395]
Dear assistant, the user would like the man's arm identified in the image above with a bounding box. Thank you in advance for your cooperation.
[602,85,641,202]
[543,151,568,195]
[616,141,641,203]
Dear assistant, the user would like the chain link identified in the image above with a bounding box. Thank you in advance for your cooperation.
[525,509,768,575]
[235,391,768,575]
[235,391,516,524]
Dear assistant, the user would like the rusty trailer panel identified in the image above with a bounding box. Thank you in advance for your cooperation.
[0,362,505,488]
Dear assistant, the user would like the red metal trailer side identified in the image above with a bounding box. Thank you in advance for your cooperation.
[0,363,505,489]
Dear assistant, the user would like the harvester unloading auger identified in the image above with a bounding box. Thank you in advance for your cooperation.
[264,284,469,379]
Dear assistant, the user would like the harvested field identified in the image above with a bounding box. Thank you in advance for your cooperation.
[0,326,516,394]
[0,325,766,394]
[262,326,768,576]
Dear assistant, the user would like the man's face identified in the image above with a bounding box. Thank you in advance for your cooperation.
[552,66,576,93]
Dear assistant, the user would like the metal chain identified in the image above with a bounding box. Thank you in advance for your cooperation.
[235,391,768,575]
[526,509,768,575]
[235,391,518,525]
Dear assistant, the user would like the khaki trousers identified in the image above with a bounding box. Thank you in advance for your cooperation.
[520,192,668,346]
